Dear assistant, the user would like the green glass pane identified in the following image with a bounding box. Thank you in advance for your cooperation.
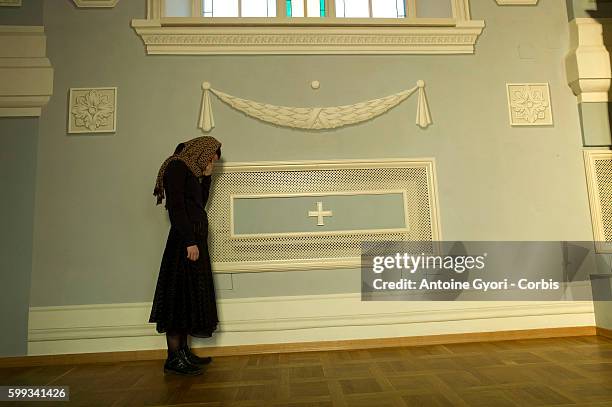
[320,0,325,16]
[286,0,292,16]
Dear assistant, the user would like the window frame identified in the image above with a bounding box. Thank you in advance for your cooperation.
[132,0,484,55]
[201,0,278,18]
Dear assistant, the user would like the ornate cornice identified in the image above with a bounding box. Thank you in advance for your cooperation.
[131,20,485,55]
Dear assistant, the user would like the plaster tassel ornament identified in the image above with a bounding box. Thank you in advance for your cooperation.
[198,80,432,132]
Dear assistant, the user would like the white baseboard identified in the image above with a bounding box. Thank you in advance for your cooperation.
[28,293,595,356]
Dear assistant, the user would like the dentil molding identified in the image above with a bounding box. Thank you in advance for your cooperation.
[0,26,53,117]
[132,21,485,55]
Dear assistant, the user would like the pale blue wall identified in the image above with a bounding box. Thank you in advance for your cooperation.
[233,193,406,235]
[579,103,612,146]
[29,0,594,306]
[0,118,39,356]
[0,0,43,358]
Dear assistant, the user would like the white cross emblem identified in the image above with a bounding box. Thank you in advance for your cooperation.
[308,201,333,226]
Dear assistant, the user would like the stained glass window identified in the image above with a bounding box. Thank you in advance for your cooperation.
[285,0,326,17]
[198,0,451,19]
[335,0,406,18]
[202,0,277,17]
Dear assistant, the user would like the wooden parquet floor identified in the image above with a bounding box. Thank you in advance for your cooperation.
[3,336,612,406]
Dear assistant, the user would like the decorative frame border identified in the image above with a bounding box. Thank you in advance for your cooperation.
[583,150,612,254]
[209,158,442,273]
[67,87,117,134]
[229,189,410,239]
[506,83,553,127]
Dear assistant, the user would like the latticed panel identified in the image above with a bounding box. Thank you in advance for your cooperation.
[206,162,438,267]
[594,158,612,242]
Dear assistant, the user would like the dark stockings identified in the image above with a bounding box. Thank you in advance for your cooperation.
[180,333,188,350]
[166,330,189,358]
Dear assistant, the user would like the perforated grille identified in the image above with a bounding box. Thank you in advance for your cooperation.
[594,157,612,242]
[206,161,439,270]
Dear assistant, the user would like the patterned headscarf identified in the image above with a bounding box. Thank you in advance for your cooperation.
[153,136,222,206]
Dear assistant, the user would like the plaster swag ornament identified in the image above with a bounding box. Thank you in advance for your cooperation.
[69,87,117,133]
[198,80,432,133]
[506,83,552,126]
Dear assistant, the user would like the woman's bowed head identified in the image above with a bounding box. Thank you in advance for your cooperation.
[153,136,222,206]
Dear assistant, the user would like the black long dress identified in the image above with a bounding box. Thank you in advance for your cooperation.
[149,159,219,337]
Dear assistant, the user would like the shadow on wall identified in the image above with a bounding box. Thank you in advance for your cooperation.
[584,0,612,18]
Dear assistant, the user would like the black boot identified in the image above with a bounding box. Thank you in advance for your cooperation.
[181,345,212,366]
[164,350,203,376]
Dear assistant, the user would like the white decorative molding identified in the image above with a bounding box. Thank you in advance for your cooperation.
[495,0,538,5]
[583,150,612,253]
[72,0,119,7]
[230,190,408,238]
[198,80,432,132]
[566,18,612,103]
[27,294,595,355]
[506,83,553,126]
[68,87,117,133]
[133,0,483,55]
[0,0,21,6]
[308,201,333,226]
[131,19,485,55]
[0,26,53,117]
[209,159,441,273]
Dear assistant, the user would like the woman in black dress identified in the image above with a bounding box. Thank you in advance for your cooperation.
[151,136,222,376]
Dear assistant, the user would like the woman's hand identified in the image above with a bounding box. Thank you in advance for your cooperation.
[203,161,214,176]
[203,153,218,176]
[187,245,200,262]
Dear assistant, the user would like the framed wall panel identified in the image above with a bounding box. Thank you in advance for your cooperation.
[208,158,441,272]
